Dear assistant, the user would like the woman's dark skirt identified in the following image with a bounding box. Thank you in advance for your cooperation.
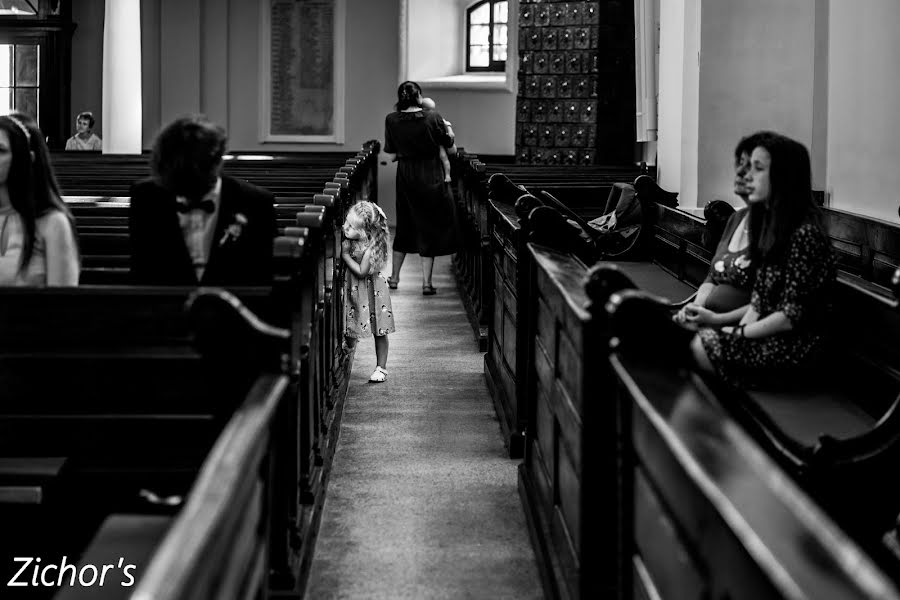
[393,155,460,257]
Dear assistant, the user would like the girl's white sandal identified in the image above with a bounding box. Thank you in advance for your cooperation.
[369,366,387,383]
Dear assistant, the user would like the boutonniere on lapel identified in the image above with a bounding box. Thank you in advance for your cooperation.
[219,213,248,247]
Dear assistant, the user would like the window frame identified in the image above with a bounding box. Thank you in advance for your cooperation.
[0,40,41,121]
[465,0,508,73]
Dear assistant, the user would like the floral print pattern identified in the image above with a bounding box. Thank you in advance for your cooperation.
[700,222,835,389]
[344,240,396,339]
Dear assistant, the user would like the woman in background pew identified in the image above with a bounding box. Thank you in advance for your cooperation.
[675,131,775,327]
[0,112,80,286]
[690,132,835,388]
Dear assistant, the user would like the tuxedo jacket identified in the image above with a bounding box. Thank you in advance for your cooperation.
[129,175,277,286]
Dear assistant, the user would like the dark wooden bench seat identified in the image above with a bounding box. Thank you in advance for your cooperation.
[0,457,68,506]
[609,349,900,600]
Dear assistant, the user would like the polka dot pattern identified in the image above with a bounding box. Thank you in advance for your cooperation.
[701,222,835,389]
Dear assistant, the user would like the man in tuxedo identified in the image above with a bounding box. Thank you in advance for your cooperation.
[129,115,276,286]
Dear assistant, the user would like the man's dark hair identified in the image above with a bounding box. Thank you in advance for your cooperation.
[151,115,227,201]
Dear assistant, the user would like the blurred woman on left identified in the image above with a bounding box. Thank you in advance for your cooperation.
[0,112,79,286]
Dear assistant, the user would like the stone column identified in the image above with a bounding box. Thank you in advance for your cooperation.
[102,0,142,154]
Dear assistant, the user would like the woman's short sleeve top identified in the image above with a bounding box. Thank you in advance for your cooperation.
[384,110,453,158]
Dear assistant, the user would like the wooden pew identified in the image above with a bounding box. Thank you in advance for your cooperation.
[50,142,379,202]
[515,244,619,600]
[508,171,900,598]
[0,144,381,595]
[0,284,294,598]
[52,150,377,593]
[597,204,900,598]
[519,240,900,600]
[66,141,379,286]
[607,274,900,599]
[451,154,650,350]
[485,174,699,458]
[45,288,291,600]
[128,371,289,599]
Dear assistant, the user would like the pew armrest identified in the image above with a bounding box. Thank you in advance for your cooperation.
[606,289,695,364]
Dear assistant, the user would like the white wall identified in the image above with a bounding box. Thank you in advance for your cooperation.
[680,0,700,208]
[402,0,517,156]
[696,0,816,208]
[408,0,460,79]
[811,0,829,192]
[656,0,686,194]
[827,0,900,222]
[73,0,515,158]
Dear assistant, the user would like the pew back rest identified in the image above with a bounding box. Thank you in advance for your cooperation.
[131,374,289,600]
[824,207,900,290]
[0,286,285,421]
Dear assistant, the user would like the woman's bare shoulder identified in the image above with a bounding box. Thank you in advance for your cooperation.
[37,209,74,237]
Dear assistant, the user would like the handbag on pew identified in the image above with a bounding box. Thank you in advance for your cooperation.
[585,183,644,259]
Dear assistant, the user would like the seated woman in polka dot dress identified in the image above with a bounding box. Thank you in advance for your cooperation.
[690,131,835,389]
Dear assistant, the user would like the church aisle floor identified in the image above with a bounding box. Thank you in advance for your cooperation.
[305,255,544,599]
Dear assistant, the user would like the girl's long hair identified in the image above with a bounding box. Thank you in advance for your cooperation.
[0,112,76,273]
[745,131,823,263]
[351,201,390,273]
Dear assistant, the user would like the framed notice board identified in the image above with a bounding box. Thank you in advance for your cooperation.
[259,0,345,143]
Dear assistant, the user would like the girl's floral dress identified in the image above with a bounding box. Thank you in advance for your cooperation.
[343,239,396,338]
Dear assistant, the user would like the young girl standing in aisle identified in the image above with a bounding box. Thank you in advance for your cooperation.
[342,201,395,382]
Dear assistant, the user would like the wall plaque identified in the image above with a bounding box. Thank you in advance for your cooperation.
[260,0,345,143]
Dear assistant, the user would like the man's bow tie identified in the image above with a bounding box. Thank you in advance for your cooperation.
[176,199,216,214]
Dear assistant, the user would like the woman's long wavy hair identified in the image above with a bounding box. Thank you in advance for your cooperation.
[745,131,823,263]
[395,81,423,111]
[351,201,390,273]
[0,112,77,273]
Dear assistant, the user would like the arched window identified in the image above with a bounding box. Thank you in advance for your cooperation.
[466,0,508,73]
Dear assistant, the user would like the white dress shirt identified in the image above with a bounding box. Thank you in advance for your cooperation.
[177,177,222,281]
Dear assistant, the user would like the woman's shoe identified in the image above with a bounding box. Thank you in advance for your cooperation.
[369,366,387,383]
[387,277,399,289]
[422,284,436,296]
